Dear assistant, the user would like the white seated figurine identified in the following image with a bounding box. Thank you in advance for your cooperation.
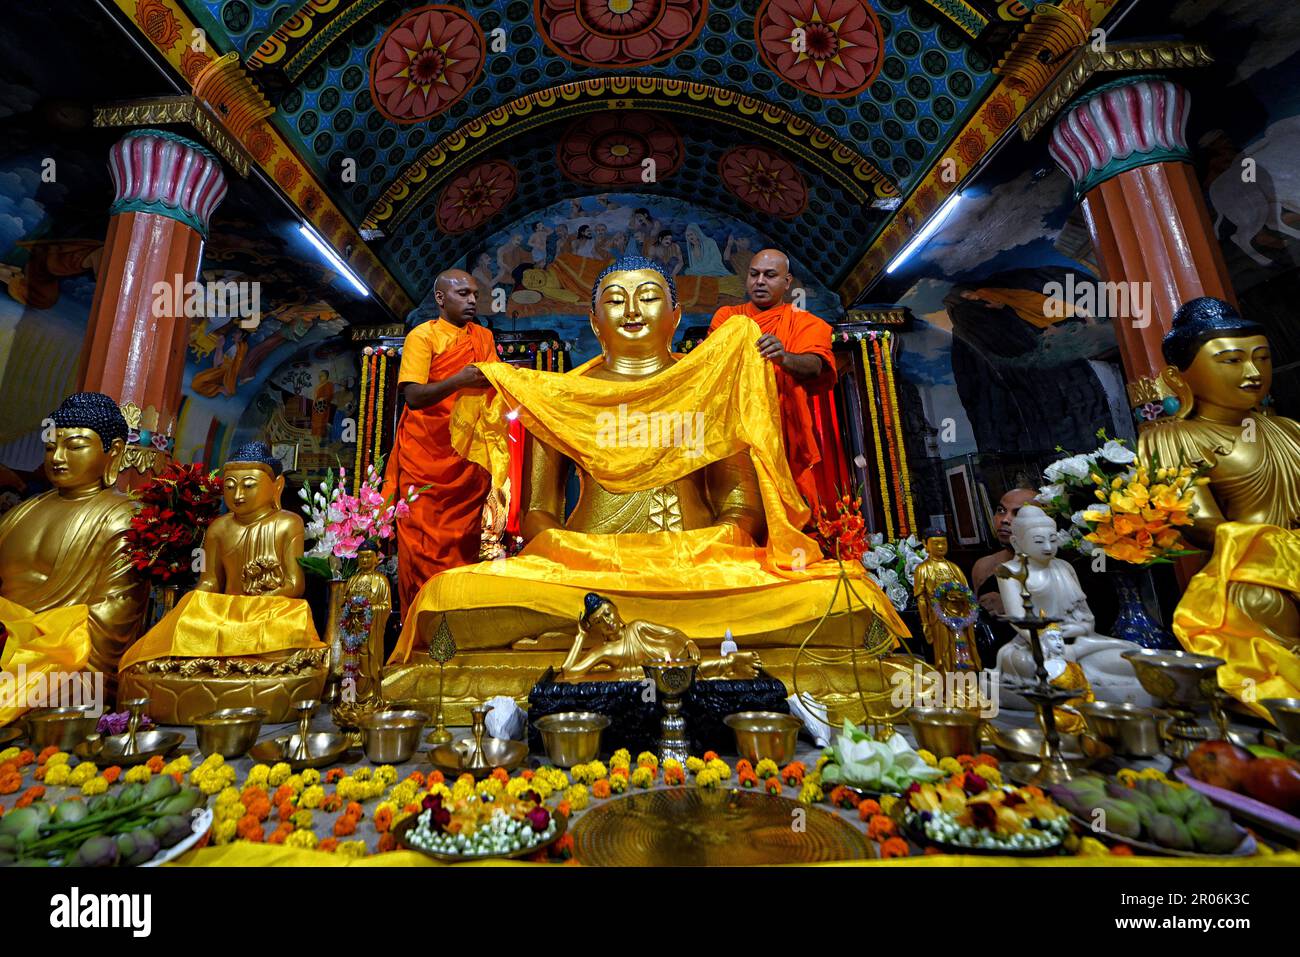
[994,506,1154,708]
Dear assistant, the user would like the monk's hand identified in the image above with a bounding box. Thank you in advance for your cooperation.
[459,364,490,389]
[756,332,786,364]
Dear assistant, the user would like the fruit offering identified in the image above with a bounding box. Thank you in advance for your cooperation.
[402,790,560,859]
[1050,774,1247,855]
[0,774,204,867]
[1187,741,1300,815]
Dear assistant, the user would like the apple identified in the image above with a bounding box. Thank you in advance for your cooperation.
[1187,740,1252,791]
[1243,758,1300,815]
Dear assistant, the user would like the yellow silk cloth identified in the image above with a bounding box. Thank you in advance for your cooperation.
[117,592,323,670]
[391,317,908,661]
[0,596,91,726]
[1173,523,1300,719]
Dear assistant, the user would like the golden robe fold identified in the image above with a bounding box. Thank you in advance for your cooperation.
[0,596,92,726]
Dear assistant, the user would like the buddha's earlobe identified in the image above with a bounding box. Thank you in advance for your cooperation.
[273,474,286,509]
[104,438,125,487]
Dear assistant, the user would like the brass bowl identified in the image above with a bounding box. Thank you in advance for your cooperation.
[906,707,982,758]
[724,711,802,764]
[1074,700,1165,757]
[74,729,186,766]
[1261,698,1300,744]
[192,707,268,758]
[429,737,529,779]
[534,711,611,768]
[983,725,1114,766]
[358,709,429,764]
[25,707,99,751]
[248,732,352,770]
[0,726,24,747]
[1122,648,1225,709]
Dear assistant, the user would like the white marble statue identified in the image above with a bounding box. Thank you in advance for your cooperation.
[993,506,1154,708]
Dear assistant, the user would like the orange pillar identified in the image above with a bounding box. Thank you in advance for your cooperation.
[1049,76,1236,390]
[78,129,227,475]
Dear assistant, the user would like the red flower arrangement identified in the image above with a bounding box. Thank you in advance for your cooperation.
[814,493,868,563]
[126,462,223,586]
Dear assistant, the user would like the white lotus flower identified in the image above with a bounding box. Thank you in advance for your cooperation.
[862,551,883,570]
[1037,483,1065,504]
[1100,439,1136,465]
[886,583,911,611]
[868,532,884,547]
[878,567,900,588]
[1044,455,1092,482]
[875,543,898,564]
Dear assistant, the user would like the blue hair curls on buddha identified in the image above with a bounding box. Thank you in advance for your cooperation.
[50,392,129,452]
[590,256,678,311]
[225,440,284,477]
[1163,297,1263,370]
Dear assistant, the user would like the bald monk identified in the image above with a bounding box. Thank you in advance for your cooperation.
[971,487,1040,615]
[708,249,834,513]
[385,270,498,613]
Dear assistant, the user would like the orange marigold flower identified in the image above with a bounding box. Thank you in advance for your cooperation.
[16,749,34,767]
[321,794,343,812]
[0,761,17,777]
[170,771,183,785]
[764,777,782,795]
[611,766,629,779]
[664,767,685,786]
[829,785,860,809]
[491,767,510,784]
[781,762,806,785]
[241,786,267,807]
[867,815,897,841]
[236,813,264,842]
[735,759,754,775]
[146,755,166,773]
[406,771,425,788]
[272,784,295,806]
[318,837,340,853]
[374,806,394,833]
[277,801,295,822]
[344,802,363,819]
[333,815,358,837]
[0,772,22,795]
[37,746,59,765]
[556,800,572,818]
[739,770,759,787]
[972,753,999,768]
[15,785,45,808]
[325,768,346,784]
[267,827,289,845]
[33,766,46,782]
[592,779,611,799]
[879,837,910,859]
[102,766,122,785]
[247,796,271,822]
[1110,844,1134,856]
[404,802,420,815]
[519,769,533,781]
[1025,785,1044,799]
[957,754,977,769]
[858,799,882,818]
[702,751,719,762]
[377,832,398,853]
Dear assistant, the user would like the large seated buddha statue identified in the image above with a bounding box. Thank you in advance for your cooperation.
[0,392,147,723]
[117,442,327,723]
[1139,297,1300,717]
[383,257,914,723]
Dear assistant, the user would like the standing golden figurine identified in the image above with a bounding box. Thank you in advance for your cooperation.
[911,531,981,676]
[344,547,391,701]
[0,392,146,718]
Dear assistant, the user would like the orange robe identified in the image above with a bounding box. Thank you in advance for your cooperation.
[384,318,498,612]
[708,303,835,514]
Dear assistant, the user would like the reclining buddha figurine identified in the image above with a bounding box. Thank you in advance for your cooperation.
[0,392,147,722]
[555,593,762,681]
[994,506,1154,707]
[117,442,326,722]
[1139,297,1300,716]
[383,256,914,721]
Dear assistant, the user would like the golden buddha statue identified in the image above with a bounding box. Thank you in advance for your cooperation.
[344,547,391,700]
[912,531,980,675]
[1041,629,1095,736]
[555,593,762,681]
[383,256,912,722]
[0,392,146,717]
[117,443,326,723]
[1139,297,1300,716]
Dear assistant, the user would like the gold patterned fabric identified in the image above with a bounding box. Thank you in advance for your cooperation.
[117,591,324,670]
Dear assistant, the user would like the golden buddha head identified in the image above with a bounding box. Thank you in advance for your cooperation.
[1163,297,1270,416]
[924,531,948,558]
[581,592,622,643]
[747,249,793,310]
[221,441,285,522]
[356,547,379,572]
[589,256,680,358]
[44,391,128,493]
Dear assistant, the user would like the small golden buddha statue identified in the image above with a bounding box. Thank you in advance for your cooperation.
[117,442,325,723]
[0,392,146,706]
[344,547,391,700]
[1140,297,1300,715]
[912,531,980,675]
[1042,628,1094,736]
[555,593,762,681]
[196,442,306,598]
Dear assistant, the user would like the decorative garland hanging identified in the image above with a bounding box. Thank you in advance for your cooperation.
[860,335,895,541]
[373,349,388,472]
[353,348,371,494]
[880,331,917,537]
[870,334,907,537]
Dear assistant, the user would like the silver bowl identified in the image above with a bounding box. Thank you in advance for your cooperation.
[358,709,428,764]
[24,707,99,751]
[193,707,268,757]
[724,711,802,764]
[1122,648,1225,709]
[534,711,610,768]
[1261,698,1300,744]
[1074,700,1166,757]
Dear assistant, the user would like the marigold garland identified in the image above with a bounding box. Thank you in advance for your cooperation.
[880,332,917,536]
[861,336,894,540]
[362,351,379,493]
[373,351,388,471]
[871,335,907,536]
[353,350,370,494]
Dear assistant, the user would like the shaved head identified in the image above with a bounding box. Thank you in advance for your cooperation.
[434,268,479,326]
[746,248,792,308]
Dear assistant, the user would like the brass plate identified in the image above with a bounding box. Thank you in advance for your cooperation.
[571,789,874,866]
[428,738,528,780]
[0,726,23,747]
[248,733,352,771]
[74,730,186,767]
[393,810,568,863]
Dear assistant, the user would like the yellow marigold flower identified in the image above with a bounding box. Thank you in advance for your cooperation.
[685,756,705,774]
[299,785,325,810]
[374,800,397,822]
[284,829,317,850]
[124,765,153,785]
[587,760,608,780]
[476,777,504,797]
[215,785,241,806]
[45,752,70,768]
[0,747,19,763]
[565,784,590,810]
[506,777,533,798]
[451,780,475,802]
[214,818,238,845]
[245,764,270,788]
[1116,768,1140,786]
[284,774,305,795]
[267,762,291,786]
[915,749,938,768]
[69,761,98,786]
[630,766,655,789]
[609,772,628,793]
[337,840,367,858]
[1076,837,1109,857]
[81,776,109,796]
[707,758,731,779]
[977,766,1003,786]
[44,763,71,787]
[300,768,321,787]
[880,795,899,815]
[754,759,779,779]
[290,809,313,830]
[636,751,658,769]
[696,768,721,789]
[938,757,962,775]
[528,777,554,800]
[352,766,373,782]
[611,748,631,765]
[390,782,417,808]
[569,763,591,784]
[814,754,831,773]
[798,781,823,805]
[427,782,452,801]
[375,765,398,786]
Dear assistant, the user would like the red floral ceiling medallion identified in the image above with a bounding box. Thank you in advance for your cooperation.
[436,160,518,234]
[756,0,883,98]
[557,112,684,187]
[719,146,809,219]
[535,0,707,68]
[370,5,486,124]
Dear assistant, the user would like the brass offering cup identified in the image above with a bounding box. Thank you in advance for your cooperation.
[1074,701,1165,757]
[906,707,982,758]
[359,709,428,764]
[193,707,268,758]
[534,711,611,768]
[24,707,98,751]
[1122,649,1225,759]
[1261,698,1300,744]
[724,711,802,765]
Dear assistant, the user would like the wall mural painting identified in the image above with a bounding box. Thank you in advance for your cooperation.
[454,192,843,362]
